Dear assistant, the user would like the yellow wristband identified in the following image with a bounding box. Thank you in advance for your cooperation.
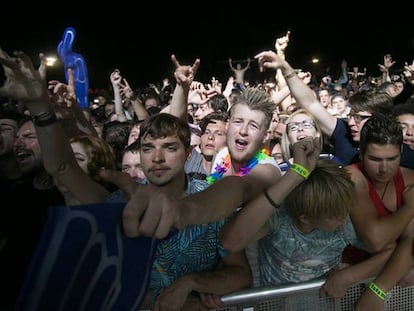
[368,281,387,301]
[289,163,310,179]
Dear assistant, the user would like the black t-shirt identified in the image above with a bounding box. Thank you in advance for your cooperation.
[0,175,65,309]
[401,143,414,169]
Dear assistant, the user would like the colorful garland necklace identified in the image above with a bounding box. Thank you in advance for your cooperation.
[206,148,270,184]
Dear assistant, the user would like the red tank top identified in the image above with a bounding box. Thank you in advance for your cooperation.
[342,163,405,264]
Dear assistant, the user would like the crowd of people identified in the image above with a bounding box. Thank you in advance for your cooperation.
[1,30,414,311]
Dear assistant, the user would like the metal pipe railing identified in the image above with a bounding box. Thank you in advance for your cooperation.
[220,277,327,305]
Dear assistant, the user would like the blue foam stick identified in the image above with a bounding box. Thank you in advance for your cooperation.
[57,27,89,109]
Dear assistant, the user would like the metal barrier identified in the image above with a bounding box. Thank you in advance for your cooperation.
[212,277,414,310]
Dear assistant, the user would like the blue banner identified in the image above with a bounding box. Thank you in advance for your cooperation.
[15,202,158,311]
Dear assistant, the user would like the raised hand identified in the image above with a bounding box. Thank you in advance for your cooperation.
[110,69,122,87]
[254,50,284,72]
[291,136,321,174]
[38,52,48,80]
[298,71,312,85]
[403,60,414,85]
[209,76,222,94]
[0,48,48,103]
[171,54,200,90]
[275,30,291,56]
[378,54,396,73]
[48,68,77,108]
[119,77,135,100]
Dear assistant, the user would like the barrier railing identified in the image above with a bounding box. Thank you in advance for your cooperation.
[212,277,414,310]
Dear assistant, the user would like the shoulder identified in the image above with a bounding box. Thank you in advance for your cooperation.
[345,163,360,176]
[345,164,368,188]
[249,162,282,185]
[401,166,414,185]
[331,118,348,136]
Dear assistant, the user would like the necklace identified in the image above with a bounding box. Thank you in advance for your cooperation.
[206,148,270,185]
[380,181,390,201]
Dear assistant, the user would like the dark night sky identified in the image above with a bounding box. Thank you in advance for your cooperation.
[2,4,414,91]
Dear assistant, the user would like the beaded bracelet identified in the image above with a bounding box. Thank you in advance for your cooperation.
[289,163,310,179]
[263,189,280,209]
[285,71,296,79]
[368,281,387,301]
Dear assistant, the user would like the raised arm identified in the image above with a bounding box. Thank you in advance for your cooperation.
[119,77,149,121]
[244,57,251,70]
[0,48,109,204]
[338,59,349,86]
[378,54,395,84]
[273,31,294,110]
[48,68,98,137]
[110,69,128,122]
[228,58,235,71]
[255,50,338,136]
[164,54,200,121]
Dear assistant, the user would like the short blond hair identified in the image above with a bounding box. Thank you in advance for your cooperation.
[229,87,275,131]
[287,159,354,221]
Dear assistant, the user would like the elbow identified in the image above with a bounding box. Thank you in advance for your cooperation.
[221,241,242,255]
[44,157,80,180]
[361,235,391,253]
[44,161,68,177]
[219,231,244,254]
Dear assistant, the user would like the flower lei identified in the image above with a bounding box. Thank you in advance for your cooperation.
[206,148,270,184]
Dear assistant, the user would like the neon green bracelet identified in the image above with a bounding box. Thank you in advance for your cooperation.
[289,163,310,179]
[368,281,387,301]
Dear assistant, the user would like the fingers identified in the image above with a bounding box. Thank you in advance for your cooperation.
[123,78,131,88]
[122,187,172,239]
[171,54,180,67]
[122,197,145,238]
[121,185,162,238]
[67,68,76,91]
[52,82,66,94]
[254,51,267,59]
[154,209,175,239]
[291,136,321,169]
[254,51,278,72]
[38,53,47,80]
[14,51,35,72]
[199,293,223,309]
[191,58,201,74]
[0,50,19,70]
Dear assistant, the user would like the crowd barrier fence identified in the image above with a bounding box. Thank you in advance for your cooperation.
[211,277,414,311]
